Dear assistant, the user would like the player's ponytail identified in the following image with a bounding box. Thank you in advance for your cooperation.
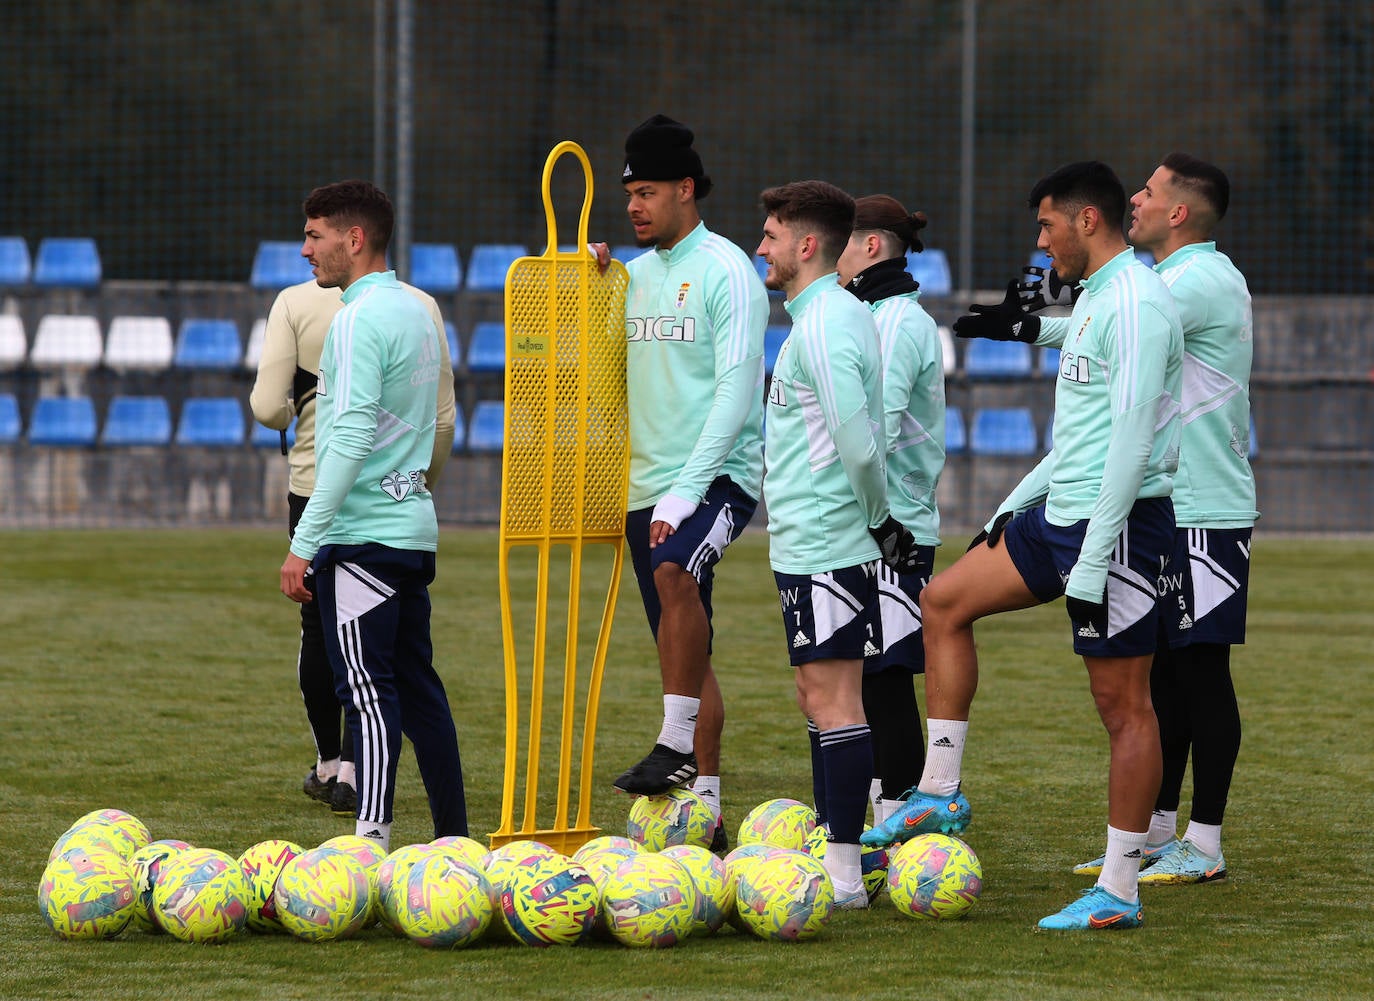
[854,195,929,256]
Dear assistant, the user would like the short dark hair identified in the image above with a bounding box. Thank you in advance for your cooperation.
[302,180,394,254]
[760,180,856,262]
[1161,152,1230,221]
[1027,161,1126,234]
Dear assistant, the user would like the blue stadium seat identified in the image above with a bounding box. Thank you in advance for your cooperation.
[964,338,1032,379]
[466,322,506,374]
[1040,346,1062,378]
[970,407,1038,456]
[101,396,172,446]
[33,238,101,287]
[1248,414,1259,459]
[444,322,460,368]
[764,324,790,375]
[465,244,526,292]
[28,396,97,446]
[409,243,462,294]
[945,406,967,454]
[0,236,31,284]
[1044,414,1056,452]
[1028,249,1052,270]
[0,393,20,442]
[176,397,245,446]
[906,248,952,296]
[175,319,241,369]
[250,241,313,289]
[1135,249,1156,268]
[251,417,295,449]
[467,400,505,452]
[612,245,650,265]
[450,404,466,452]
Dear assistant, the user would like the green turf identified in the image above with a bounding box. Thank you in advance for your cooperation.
[1,529,1369,1000]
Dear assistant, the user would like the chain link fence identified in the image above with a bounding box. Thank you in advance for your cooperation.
[1,2,1370,531]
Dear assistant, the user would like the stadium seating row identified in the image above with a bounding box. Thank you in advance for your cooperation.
[256,242,957,295]
[0,314,257,372]
[4,314,1056,379]
[0,393,503,453]
[0,237,102,287]
[764,323,1055,380]
[1,391,1259,461]
[0,235,960,298]
[2,315,525,375]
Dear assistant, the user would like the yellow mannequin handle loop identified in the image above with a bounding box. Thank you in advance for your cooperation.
[540,141,595,257]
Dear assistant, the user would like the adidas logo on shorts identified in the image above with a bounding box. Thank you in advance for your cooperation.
[1179,614,1194,629]
[1077,623,1100,638]
[863,641,880,657]
[793,631,810,649]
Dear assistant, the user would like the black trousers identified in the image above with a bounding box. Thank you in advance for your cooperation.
[288,492,352,765]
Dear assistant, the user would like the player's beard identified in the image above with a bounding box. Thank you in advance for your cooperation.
[764,255,797,293]
[311,244,350,289]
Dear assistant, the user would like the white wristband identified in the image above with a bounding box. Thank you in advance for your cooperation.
[650,493,698,531]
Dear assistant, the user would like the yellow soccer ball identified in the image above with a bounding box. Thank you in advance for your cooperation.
[38,846,135,940]
[151,847,250,944]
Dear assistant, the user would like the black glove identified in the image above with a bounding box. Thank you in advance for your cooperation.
[1065,593,1107,634]
[870,516,922,573]
[952,281,1040,343]
[1018,265,1081,310]
[966,511,1014,552]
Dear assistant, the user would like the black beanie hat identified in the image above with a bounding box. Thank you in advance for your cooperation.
[621,114,713,199]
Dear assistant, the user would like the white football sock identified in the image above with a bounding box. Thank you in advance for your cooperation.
[655,694,699,754]
[692,775,721,821]
[822,839,861,891]
[1147,809,1177,848]
[1183,820,1222,859]
[356,820,391,853]
[880,799,908,823]
[868,778,885,823]
[1097,825,1147,902]
[336,761,356,788]
[315,757,340,781]
[917,719,967,797]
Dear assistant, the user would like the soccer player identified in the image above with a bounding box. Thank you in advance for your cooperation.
[756,179,922,909]
[864,162,1183,931]
[959,155,1257,886]
[279,180,467,851]
[251,275,456,819]
[835,195,946,825]
[608,115,769,853]
[1093,154,1254,883]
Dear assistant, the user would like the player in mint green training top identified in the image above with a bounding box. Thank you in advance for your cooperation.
[606,117,768,856]
[866,162,1184,932]
[835,195,946,827]
[1113,154,1255,884]
[980,155,1256,886]
[280,180,466,853]
[757,180,921,909]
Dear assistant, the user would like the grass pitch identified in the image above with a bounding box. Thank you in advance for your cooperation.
[0,528,1369,1000]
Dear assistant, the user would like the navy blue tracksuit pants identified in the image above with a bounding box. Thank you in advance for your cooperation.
[311,543,468,838]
